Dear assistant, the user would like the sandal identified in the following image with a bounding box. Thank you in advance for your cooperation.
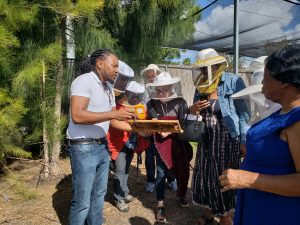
[156,207,166,223]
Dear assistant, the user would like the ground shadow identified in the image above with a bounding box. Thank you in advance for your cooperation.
[106,154,156,208]
[129,216,152,225]
[52,174,72,225]
[51,152,203,225]
[106,152,204,225]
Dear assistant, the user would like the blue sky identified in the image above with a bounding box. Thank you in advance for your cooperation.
[174,0,231,64]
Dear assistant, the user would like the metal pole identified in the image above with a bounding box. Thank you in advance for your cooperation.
[233,0,239,74]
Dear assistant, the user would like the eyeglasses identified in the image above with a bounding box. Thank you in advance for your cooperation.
[156,87,172,95]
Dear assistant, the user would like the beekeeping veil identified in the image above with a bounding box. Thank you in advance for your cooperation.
[247,56,268,72]
[114,60,134,96]
[141,64,162,84]
[231,68,281,124]
[146,71,182,102]
[192,48,227,94]
[124,81,145,106]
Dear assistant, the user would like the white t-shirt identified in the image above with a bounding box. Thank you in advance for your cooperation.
[66,71,116,139]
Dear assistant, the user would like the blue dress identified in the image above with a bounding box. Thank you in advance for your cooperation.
[234,107,300,225]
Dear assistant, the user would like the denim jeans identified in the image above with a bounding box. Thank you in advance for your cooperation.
[113,146,134,202]
[68,142,110,225]
[155,147,171,201]
[145,142,156,183]
[146,142,175,184]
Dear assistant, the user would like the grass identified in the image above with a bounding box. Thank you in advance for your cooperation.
[5,174,38,200]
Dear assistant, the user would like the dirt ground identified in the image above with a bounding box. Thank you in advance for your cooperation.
[0,153,210,225]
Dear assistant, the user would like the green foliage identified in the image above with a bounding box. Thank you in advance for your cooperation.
[0,1,111,171]
[3,145,31,159]
[13,60,43,94]
[75,20,119,57]
[0,89,30,162]
[0,1,38,84]
[101,0,200,69]
[5,174,38,200]
[159,47,180,64]
[42,43,62,63]
[10,1,107,161]
[24,126,42,145]
[0,90,27,128]
[43,0,104,17]
[11,38,64,151]
[13,42,62,95]
[0,0,38,32]
[183,58,192,65]
[0,0,203,172]
[0,25,20,64]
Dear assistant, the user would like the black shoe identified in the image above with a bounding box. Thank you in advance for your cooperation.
[180,198,189,207]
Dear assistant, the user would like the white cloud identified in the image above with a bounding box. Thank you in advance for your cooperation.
[193,0,299,53]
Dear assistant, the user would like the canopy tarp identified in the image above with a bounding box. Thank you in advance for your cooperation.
[177,0,300,57]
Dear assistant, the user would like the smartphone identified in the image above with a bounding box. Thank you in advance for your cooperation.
[199,95,208,101]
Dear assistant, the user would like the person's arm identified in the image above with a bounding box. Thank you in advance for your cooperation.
[71,96,135,124]
[219,121,300,196]
[110,107,133,131]
[110,119,132,131]
[189,90,210,115]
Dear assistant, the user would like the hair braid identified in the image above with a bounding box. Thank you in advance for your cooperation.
[78,48,115,75]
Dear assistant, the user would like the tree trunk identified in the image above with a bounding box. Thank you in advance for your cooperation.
[41,60,50,179]
[50,59,63,176]
[42,114,50,179]
[50,18,65,176]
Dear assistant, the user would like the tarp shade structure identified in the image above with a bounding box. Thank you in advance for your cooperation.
[178,0,300,57]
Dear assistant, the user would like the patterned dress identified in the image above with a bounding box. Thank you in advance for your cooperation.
[192,99,241,216]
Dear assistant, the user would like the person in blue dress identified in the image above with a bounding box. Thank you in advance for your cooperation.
[219,44,300,225]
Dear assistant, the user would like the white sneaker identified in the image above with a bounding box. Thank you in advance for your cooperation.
[167,180,177,192]
[124,194,134,203]
[115,199,129,212]
[146,182,155,193]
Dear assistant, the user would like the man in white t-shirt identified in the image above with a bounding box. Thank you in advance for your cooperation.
[66,48,135,225]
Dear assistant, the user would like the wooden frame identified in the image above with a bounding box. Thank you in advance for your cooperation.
[128,119,183,133]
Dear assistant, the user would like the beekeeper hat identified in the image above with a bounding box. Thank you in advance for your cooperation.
[118,60,134,77]
[247,56,267,72]
[194,48,227,67]
[114,60,134,95]
[141,64,162,74]
[146,72,180,87]
[126,81,145,94]
[251,68,264,86]
[231,68,264,99]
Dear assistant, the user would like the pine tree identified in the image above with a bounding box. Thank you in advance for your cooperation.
[0,89,29,170]
[12,0,106,178]
[100,0,200,69]
[0,0,202,177]
[0,0,38,170]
